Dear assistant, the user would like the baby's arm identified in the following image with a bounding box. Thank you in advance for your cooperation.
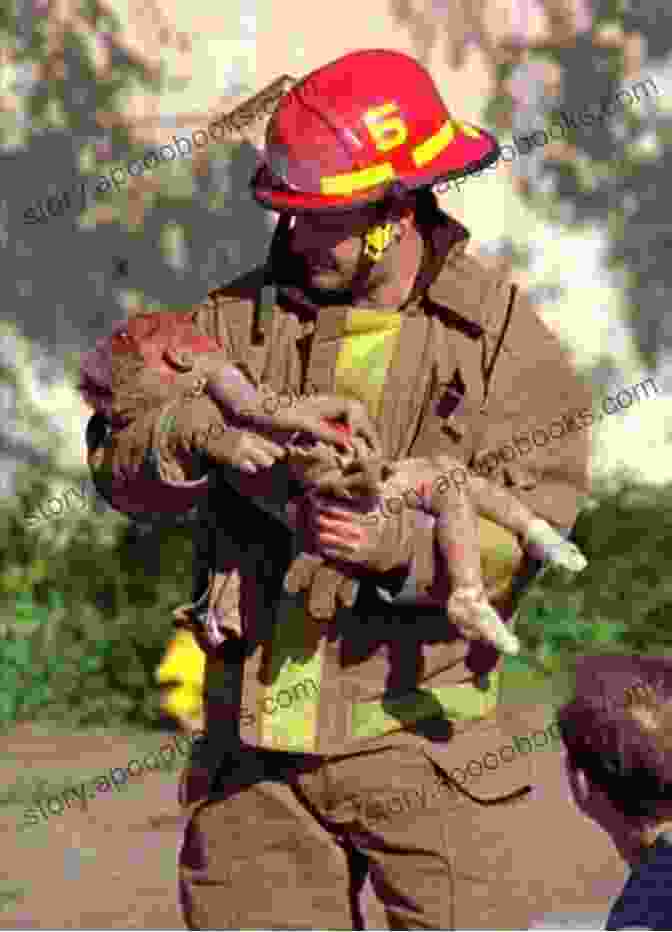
[201,360,379,453]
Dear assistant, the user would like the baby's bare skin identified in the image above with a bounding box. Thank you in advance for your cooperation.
[161,349,379,453]
[283,403,587,655]
[371,457,585,653]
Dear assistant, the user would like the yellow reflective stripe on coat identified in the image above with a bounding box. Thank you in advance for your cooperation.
[350,673,500,740]
[333,308,402,420]
[259,307,401,753]
[258,596,325,752]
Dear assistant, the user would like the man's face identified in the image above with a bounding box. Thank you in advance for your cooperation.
[563,753,646,866]
[288,204,384,295]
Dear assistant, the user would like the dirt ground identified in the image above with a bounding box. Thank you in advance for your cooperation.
[0,703,628,931]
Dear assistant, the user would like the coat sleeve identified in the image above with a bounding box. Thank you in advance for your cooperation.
[471,284,594,529]
[391,283,593,604]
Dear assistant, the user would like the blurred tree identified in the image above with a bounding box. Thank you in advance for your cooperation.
[0,469,197,730]
[0,0,266,733]
[510,473,672,680]
[485,0,671,373]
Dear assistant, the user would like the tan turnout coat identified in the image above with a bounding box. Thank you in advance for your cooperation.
[87,206,593,770]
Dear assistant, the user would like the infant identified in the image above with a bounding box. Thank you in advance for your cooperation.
[282,424,587,654]
[80,311,588,655]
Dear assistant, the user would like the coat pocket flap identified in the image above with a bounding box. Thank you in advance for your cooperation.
[423,710,557,802]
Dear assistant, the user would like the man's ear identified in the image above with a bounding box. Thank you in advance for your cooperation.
[164,348,196,372]
[566,757,592,807]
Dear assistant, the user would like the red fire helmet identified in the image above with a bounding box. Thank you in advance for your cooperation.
[251,48,500,213]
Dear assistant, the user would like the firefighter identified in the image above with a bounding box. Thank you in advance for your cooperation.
[86,49,594,929]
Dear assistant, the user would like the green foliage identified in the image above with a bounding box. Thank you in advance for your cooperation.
[0,886,25,914]
[483,91,517,130]
[483,5,671,371]
[510,474,672,684]
[0,467,195,732]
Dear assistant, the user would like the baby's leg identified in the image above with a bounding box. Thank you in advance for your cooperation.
[375,461,519,653]
[384,457,586,576]
[457,473,587,572]
[434,494,521,655]
[378,459,585,653]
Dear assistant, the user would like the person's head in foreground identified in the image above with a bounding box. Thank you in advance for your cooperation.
[557,655,672,931]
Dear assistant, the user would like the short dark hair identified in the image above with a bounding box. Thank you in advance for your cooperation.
[557,655,672,818]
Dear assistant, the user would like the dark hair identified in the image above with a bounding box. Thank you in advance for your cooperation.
[413,186,441,222]
[557,655,672,819]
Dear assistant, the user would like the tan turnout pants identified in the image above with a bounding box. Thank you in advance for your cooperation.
[177,703,590,930]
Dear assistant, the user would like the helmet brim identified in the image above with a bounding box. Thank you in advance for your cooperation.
[250,123,501,213]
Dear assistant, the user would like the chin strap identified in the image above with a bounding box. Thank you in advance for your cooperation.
[352,176,426,293]
[363,222,395,262]
[347,196,403,297]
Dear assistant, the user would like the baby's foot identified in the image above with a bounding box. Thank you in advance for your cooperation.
[524,519,588,572]
[446,586,521,655]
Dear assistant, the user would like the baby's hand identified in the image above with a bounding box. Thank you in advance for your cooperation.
[282,395,382,455]
[287,419,391,500]
[372,457,445,512]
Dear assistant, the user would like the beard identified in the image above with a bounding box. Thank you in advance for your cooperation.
[283,249,355,306]
[303,280,356,306]
[292,247,392,307]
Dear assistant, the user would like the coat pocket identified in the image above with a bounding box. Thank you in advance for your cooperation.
[420,709,551,805]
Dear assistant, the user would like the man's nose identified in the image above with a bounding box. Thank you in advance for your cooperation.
[291,224,338,255]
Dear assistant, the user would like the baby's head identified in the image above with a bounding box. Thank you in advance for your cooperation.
[79,312,224,424]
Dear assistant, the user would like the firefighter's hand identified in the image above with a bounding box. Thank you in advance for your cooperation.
[303,490,419,574]
[283,552,359,620]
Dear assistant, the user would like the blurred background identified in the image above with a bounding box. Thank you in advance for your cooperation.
[0,0,670,927]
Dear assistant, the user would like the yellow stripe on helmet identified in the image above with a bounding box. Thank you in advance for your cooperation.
[412,119,456,167]
[320,160,396,196]
[319,118,483,196]
[456,120,482,139]
[412,119,482,168]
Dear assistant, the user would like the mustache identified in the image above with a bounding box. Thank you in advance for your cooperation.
[287,243,337,270]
